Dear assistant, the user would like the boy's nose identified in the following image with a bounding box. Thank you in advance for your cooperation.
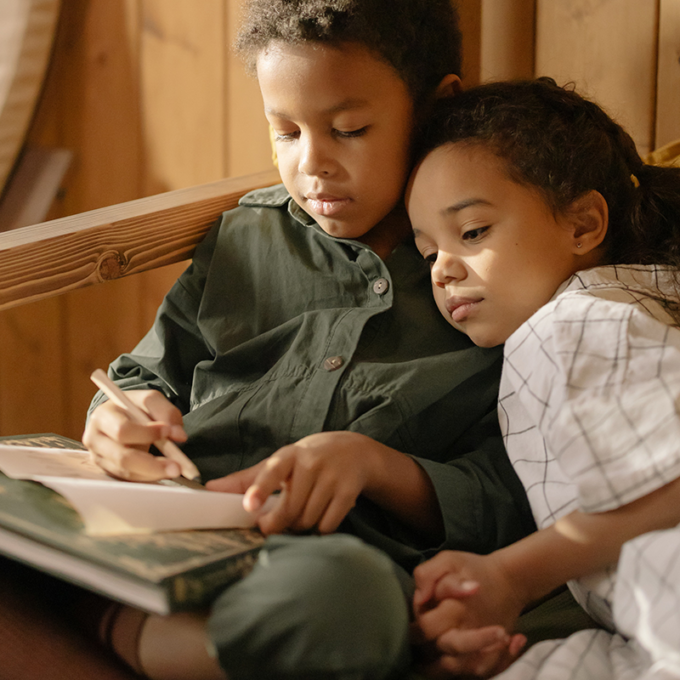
[298,137,334,177]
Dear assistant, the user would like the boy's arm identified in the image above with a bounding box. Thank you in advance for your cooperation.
[207,431,445,538]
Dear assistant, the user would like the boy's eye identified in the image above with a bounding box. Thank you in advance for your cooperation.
[462,226,489,242]
[274,131,300,142]
[334,126,369,139]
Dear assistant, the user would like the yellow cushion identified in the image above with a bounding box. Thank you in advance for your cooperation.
[645,138,680,167]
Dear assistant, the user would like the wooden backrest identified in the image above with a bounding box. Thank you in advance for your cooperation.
[0,169,281,312]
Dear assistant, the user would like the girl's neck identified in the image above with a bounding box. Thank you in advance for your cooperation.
[356,205,412,260]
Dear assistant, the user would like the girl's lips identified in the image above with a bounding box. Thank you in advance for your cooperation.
[445,296,483,322]
[306,196,351,217]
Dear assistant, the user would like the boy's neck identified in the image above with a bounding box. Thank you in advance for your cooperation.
[356,206,412,260]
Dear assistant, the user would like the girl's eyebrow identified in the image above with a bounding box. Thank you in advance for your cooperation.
[444,198,492,214]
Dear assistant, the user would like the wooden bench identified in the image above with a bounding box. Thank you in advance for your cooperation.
[0,168,281,311]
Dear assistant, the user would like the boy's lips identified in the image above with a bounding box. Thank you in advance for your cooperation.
[305,194,351,217]
[445,296,483,322]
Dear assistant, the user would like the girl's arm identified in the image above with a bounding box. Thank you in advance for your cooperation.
[415,473,680,641]
[500,473,680,606]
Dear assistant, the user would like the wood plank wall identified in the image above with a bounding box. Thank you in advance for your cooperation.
[1,1,678,440]
[0,0,272,439]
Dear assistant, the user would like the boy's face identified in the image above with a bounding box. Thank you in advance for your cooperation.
[257,41,415,240]
[407,144,581,347]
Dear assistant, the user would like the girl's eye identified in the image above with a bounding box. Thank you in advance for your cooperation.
[424,253,438,268]
[462,226,489,242]
[334,126,369,139]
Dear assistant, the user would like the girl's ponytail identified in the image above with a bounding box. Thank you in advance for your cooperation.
[620,161,680,271]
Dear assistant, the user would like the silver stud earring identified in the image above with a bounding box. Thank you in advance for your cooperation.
[576,242,583,248]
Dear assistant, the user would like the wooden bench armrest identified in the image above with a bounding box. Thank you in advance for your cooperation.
[0,169,281,311]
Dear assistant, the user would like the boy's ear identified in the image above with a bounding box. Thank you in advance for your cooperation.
[436,74,462,99]
[566,190,609,254]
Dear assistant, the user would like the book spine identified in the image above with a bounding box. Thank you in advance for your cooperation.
[168,548,260,610]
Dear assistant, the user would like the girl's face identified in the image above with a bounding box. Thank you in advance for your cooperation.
[257,41,415,242]
[407,143,585,347]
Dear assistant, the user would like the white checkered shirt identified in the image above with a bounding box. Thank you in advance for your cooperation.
[499,264,680,628]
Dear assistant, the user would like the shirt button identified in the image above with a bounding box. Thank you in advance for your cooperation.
[373,278,389,295]
[323,356,344,371]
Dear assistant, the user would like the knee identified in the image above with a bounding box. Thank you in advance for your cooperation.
[208,534,410,680]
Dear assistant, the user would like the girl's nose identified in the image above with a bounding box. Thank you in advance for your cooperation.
[431,252,466,287]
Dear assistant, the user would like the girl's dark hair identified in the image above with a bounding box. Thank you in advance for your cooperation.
[236,0,461,104]
[417,77,680,270]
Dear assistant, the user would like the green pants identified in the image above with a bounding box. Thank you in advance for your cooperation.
[207,534,412,680]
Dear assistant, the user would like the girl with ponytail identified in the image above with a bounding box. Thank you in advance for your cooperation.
[407,78,680,679]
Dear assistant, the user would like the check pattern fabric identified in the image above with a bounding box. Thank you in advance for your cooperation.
[497,265,680,679]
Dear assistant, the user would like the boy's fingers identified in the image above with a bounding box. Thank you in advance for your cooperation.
[244,452,296,512]
[137,391,187,438]
[437,626,509,655]
[315,488,355,534]
[508,633,528,657]
[90,438,178,481]
[416,598,467,640]
[206,462,264,494]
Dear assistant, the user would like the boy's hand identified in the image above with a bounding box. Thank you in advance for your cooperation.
[206,432,377,535]
[412,624,526,679]
[83,390,187,482]
[412,550,527,677]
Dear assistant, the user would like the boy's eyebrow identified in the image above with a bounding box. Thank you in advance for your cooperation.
[265,98,370,119]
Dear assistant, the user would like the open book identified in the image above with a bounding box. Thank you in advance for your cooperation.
[0,442,275,536]
[0,434,269,613]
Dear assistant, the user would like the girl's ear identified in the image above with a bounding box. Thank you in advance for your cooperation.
[567,190,609,255]
[436,74,462,99]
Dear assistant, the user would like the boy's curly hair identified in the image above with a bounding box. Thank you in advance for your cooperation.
[236,0,461,104]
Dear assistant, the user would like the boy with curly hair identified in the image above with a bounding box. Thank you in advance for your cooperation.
[2,3,535,680]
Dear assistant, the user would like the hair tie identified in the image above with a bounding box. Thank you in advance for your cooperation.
[630,173,640,188]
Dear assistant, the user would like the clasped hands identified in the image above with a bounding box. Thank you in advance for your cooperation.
[411,550,528,678]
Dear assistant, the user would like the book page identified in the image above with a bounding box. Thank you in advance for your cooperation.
[0,445,275,536]
[0,445,109,480]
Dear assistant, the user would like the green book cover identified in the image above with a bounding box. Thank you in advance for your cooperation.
[0,434,264,614]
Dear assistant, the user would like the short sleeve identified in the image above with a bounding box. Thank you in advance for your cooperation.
[533,294,680,512]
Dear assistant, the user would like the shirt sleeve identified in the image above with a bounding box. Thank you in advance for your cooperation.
[340,384,537,573]
[88,217,222,417]
[517,293,680,513]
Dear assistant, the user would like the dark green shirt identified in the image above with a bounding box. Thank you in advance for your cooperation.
[91,185,534,570]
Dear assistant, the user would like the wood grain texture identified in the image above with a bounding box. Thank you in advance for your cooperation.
[0,0,61,193]
[656,0,680,148]
[480,0,535,82]
[457,0,482,87]
[0,169,280,311]
[536,0,658,155]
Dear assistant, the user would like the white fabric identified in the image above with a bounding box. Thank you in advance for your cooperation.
[498,265,680,678]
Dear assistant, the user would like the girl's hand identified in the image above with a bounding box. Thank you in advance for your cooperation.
[415,550,525,632]
[206,431,379,535]
[83,390,187,482]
